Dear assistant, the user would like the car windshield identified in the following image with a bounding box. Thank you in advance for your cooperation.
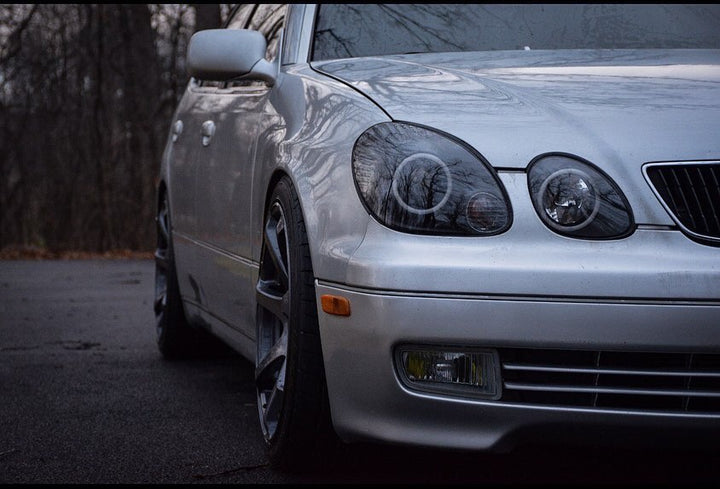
[312,4,720,61]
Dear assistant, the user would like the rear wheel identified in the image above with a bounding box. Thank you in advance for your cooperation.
[154,191,195,360]
[255,177,336,471]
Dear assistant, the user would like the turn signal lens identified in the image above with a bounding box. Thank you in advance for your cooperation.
[466,192,509,233]
[321,294,351,316]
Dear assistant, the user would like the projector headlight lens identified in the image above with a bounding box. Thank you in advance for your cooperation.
[528,153,634,239]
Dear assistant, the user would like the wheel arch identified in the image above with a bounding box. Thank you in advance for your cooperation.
[259,168,320,277]
[262,170,293,227]
[156,180,168,215]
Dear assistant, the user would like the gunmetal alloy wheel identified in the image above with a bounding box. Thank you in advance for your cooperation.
[255,177,336,470]
[255,199,290,441]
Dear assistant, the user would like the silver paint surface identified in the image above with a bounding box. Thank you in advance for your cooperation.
[159,4,720,452]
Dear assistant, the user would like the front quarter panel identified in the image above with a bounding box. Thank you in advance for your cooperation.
[252,64,390,283]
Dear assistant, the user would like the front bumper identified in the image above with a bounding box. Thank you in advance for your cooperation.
[314,166,720,451]
[315,281,720,452]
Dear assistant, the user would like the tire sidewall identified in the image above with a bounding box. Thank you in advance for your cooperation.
[261,178,331,468]
[155,192,192,359]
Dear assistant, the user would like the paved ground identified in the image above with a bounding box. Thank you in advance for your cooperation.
[1,259,719,484]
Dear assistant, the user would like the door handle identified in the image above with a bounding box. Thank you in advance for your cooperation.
[201,120,215,146]
[172,120,183,142]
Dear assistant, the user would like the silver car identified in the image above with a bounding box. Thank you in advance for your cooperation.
[155,4,720,470]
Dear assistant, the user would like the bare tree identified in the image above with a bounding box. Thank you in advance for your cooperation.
[0,4,235,253]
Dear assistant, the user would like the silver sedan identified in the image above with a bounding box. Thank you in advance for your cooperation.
[155,4,720,471]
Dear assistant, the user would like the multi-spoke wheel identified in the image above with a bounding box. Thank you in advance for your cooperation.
[256,198,291,441]
[154,191,193,359]
[255,177,336,471]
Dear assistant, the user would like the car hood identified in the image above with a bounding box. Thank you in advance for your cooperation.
[313,50,720,173]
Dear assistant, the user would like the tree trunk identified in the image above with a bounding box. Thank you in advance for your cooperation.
[193,4,221,32]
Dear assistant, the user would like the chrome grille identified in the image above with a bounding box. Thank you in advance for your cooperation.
[499,348,720,413]
[644,161,720,245]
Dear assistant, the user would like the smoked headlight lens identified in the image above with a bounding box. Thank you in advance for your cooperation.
[528,153,634,239]
[352,122,511,236]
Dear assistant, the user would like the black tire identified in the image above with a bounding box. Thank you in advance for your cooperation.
[255,176,337,471]
[154,190,195,360]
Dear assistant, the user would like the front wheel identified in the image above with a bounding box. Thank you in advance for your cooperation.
[255,177,336,471]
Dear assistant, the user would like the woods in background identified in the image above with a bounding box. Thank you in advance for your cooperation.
[0,4,231,253]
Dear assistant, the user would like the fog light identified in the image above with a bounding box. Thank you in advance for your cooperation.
[396,347,501,400]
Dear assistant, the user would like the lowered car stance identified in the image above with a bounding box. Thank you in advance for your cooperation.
[155,4,720,470]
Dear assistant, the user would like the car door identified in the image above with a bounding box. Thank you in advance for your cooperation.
[191,84,265,336]
[166,79,222,312]
[191,4,287,340]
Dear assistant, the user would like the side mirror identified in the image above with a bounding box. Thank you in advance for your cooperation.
[187,29,276,85]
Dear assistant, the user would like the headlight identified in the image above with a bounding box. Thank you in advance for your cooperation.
[528,153,634,239]
[352,122,512,236]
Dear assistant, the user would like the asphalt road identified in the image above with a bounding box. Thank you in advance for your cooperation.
[1,259,719,484]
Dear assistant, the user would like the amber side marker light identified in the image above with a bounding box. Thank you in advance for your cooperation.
[321,294,351,316]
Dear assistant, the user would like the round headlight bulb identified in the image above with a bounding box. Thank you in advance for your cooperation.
[538,168,599,231]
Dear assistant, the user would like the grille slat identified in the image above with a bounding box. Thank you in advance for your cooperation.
[703,166,720,231]
[672,167,698,230]
[500,348,720,414]
[503,363,720,378]
[645,161,720,245]
[683,167,707,231]
[695,167,720,232]
[504,382,720,398]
